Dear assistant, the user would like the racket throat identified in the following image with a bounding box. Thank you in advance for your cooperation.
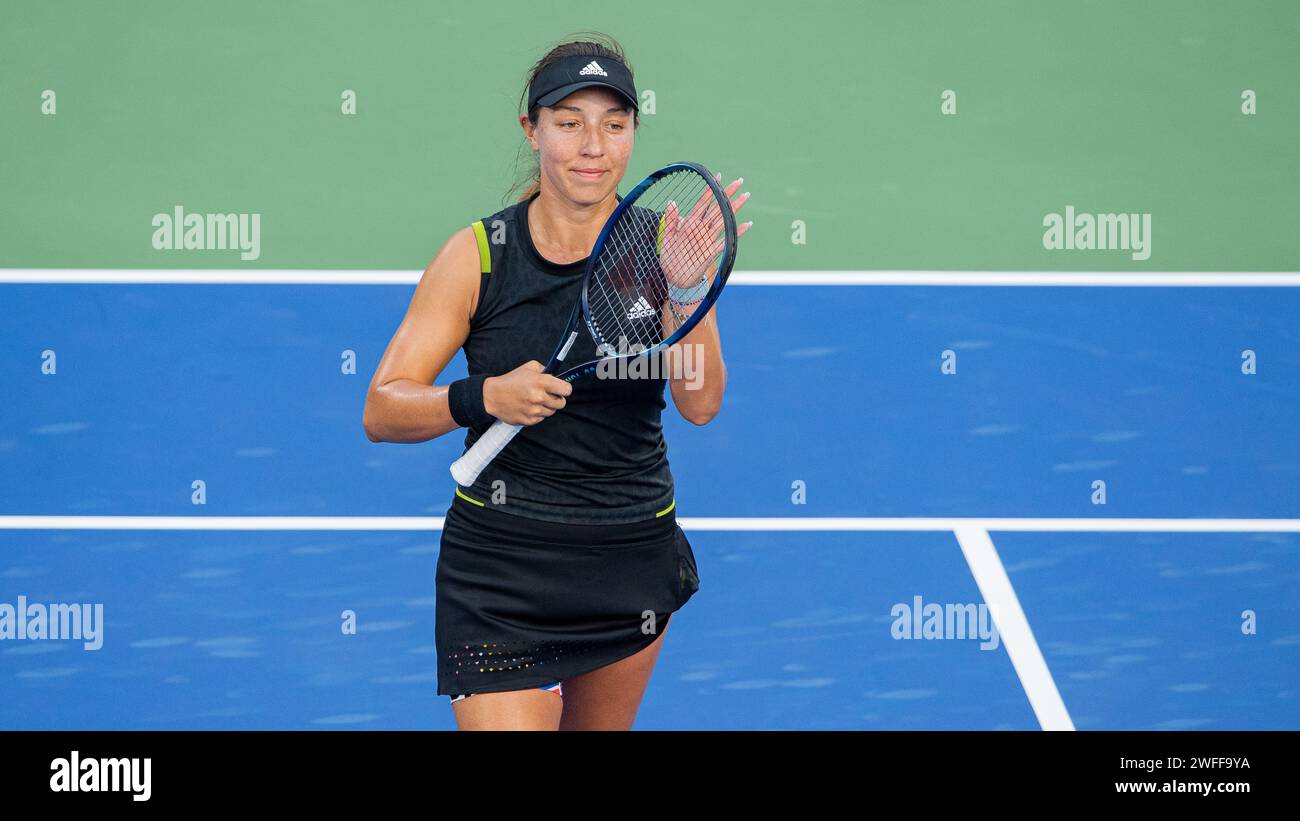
[555,331,579,362]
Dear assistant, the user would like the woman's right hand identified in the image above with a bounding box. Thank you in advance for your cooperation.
[483,361,572,425]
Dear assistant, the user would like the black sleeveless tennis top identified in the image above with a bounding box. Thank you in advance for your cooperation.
[454,191,675,525]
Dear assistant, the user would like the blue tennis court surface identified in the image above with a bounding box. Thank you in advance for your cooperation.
[1,281,1298,729]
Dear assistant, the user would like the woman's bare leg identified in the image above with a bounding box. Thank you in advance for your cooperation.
[558,621,670,731]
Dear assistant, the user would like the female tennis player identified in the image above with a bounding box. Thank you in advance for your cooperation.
[363,34,751,730]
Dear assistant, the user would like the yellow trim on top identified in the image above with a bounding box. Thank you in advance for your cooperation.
[454,487,485,507]
[655,498,676,517]
[470,221,491,274]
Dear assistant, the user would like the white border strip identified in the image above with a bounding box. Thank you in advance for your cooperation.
[2,269,1300,286]
[0,516,1296,531]
[954,527,1075,731]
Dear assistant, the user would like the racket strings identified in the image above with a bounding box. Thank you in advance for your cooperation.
[586,170,727,356]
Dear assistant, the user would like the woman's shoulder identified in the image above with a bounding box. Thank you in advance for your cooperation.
[413,227,477,303]
[416,201,517,307]
[432,200,515,266]
[465,199,529,270]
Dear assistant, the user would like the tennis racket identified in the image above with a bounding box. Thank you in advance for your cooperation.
[449,160,739,487]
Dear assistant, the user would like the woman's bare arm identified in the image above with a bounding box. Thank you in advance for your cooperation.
[363,227,480,443]
[362,226,575,443]
[667,305,725,425]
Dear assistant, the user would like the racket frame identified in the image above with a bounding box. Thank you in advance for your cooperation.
[449,161,738,487]
[547,160,738,381]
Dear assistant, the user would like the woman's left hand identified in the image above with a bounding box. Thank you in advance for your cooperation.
[659,174,752,288]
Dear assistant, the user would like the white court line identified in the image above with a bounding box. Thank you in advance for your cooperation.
[2,269,1300,286]
[735,271,1300,287]
[953,527,1074,731]
[0,515,1297,531]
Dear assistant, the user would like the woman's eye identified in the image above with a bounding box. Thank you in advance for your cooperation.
[608,123,625,131]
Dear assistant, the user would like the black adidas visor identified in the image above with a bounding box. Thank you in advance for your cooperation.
[527,54,638,112]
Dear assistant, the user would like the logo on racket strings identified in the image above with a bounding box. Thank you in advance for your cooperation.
[626,296,657,320]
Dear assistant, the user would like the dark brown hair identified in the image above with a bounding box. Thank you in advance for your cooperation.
[508,32,640,203]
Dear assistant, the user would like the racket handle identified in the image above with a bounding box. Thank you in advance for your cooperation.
[449,419,524,487]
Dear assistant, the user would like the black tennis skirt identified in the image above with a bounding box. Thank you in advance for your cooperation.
[435,490,701,697]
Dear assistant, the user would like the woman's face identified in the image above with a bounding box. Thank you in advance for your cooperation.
[523,86,634,207]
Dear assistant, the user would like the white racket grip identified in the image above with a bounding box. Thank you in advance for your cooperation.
[449,419,524,487]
